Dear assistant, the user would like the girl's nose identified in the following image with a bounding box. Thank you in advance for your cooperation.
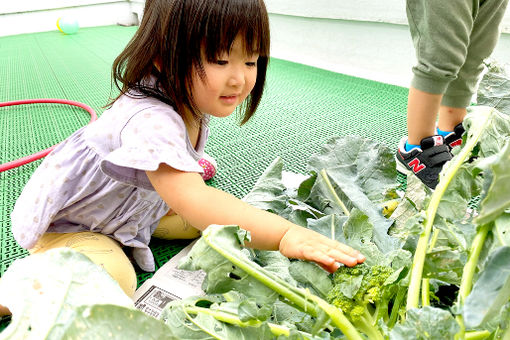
[228,67,245,87]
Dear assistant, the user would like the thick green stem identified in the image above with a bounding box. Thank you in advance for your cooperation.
[406,108,495,310]
[320,169,350,216]
[307,294,366,340]
[455,223,491,339]
[185,306,312,338]
[353,316,385,340]
[458,224,491,302]
[388,287,406,328]
[465,330,491,340]
[422,229,439,307]
[421,279,430,307]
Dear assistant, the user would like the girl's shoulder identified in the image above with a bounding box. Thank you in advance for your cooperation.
[113,93,180,120]
[95,93,184,133]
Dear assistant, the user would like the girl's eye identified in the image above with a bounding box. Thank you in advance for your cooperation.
[215,60,228,66]
[246,62,257,67]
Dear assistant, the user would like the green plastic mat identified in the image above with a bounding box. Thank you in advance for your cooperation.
[0,25,409,326]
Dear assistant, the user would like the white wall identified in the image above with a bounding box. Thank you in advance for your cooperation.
[264,0,510,33]
[265,0,510,87]
[0,1,139,37]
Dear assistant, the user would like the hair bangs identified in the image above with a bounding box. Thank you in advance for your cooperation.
[202,0,270,62]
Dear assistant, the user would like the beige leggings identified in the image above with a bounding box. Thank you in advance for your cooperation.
[29,213,200,298]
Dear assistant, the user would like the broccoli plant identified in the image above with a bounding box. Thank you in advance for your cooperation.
[3,105,510,339]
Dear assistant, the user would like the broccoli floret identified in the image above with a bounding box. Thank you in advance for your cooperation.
[327,263,395,340]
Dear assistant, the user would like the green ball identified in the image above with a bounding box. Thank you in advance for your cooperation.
[57,17,80,35]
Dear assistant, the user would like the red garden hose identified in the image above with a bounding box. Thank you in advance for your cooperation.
[0,99,97,172]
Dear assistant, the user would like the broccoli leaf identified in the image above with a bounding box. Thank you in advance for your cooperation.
[423,247,466,285]
[307,214,348,243]
[62,305,177,339]
[305,168,398,254]
[437,162,482,222]
[162,300,274,339]
[307,136,398,203]
[463,246,510,328]
[242,157,288,215]
[477,62,510,116]
[475,142,510,225]
[288,261,333,298]
[390,306,460,340]
[0,248,135,339]
[178,225,280,306]
[463,106,510,158]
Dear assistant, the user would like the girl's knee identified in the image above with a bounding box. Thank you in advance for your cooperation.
[153,214,201,240]
[30,232,137,298]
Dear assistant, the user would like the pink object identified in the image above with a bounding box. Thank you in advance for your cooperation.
[198,155,217,181]
[0,98,97,172]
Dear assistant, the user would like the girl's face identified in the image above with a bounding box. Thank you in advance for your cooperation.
[191,36,259,118]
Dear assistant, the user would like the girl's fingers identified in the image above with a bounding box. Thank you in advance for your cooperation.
[319,262,340,273]
[313,241,365,264]
[301,245,359,271]
[301,245,335,266]
[322,237,364,260]
[326,247,365,265]
[279,227,365,271]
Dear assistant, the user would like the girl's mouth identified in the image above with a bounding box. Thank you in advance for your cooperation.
[220,95,238,104]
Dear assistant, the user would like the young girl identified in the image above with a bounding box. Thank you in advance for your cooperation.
[3,0,364,310]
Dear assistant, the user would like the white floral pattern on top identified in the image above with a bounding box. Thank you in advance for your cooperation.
[11,92,209,272]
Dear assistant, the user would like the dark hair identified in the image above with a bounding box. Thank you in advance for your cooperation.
[109,0,270,125]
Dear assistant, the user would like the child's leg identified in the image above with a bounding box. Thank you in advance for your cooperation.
[0,232,137,316]
[437,106,467,132]
[152,210,201,240]
[30,232,137,298]
[406,87,443,145]
[439,0,509,129]
[405,0,476,144]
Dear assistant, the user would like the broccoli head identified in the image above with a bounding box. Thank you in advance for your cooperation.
[326,263,395,339]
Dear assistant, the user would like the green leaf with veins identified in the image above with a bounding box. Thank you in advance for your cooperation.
[178,226,279,306]
[390,307,460,340]
[463,246,510,328]
[0,248,135,340]
[288,261,333,298]
[307,136,398,203]
[476,142,510,225]
[242,157,288,215]
[62,305,177,340]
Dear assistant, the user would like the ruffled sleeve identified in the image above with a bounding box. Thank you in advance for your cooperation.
[101,106,205,190]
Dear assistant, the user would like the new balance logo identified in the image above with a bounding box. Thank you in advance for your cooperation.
[449,139,462,148]
[408,158,426,173]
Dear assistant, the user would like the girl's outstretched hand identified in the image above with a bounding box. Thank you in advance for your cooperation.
[278,226,365,273]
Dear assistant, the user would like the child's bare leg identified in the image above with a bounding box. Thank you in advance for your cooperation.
[407,86,443,145]
[152,210,201,240]
[0,233,137,315]
[437,106,467,131]
[30,232,137,298]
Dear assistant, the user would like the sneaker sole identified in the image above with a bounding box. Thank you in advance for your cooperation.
[395,155,412,175]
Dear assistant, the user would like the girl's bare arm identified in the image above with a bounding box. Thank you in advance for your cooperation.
[146,164,364,272]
